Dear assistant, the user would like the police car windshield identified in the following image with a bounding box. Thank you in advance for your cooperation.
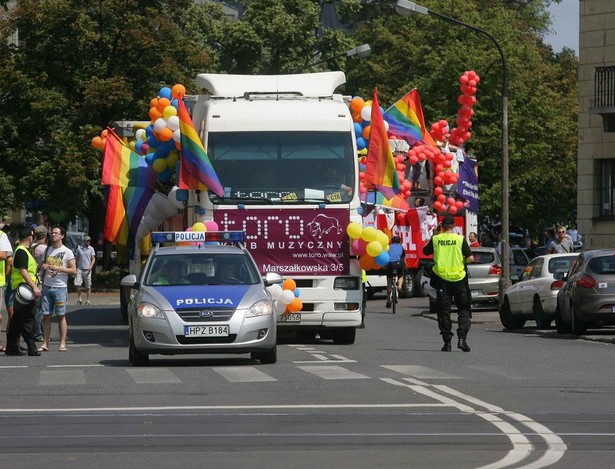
[144,253,260,286]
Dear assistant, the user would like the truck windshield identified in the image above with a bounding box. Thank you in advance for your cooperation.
[207,131,356,203]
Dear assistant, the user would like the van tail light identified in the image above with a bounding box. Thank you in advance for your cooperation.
[550,280,565,290]
[576,274,596,289]
[488,265,502,276]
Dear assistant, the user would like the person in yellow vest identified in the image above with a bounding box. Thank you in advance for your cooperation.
[5,227,42,356]
[423,213,474,352]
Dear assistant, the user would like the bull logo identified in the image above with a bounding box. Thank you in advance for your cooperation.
[307,214,342,238]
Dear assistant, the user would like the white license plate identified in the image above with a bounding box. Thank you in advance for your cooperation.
[279,313,301,322]
[184,325,229,337]
[471,290,481,297]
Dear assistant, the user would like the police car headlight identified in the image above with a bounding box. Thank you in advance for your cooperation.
[137,303,166,319]
[246,300,273,318]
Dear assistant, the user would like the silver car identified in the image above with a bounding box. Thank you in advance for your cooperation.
[121,231,281,366]
[555,249,615,335]
[500,253,579,329]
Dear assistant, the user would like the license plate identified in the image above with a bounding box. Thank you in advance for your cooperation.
[612,306,615,313]
[279,313,301,322]
[471,290,481,297]
[184,325,229,337]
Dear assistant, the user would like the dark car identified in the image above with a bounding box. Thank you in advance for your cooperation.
[555,249,615,335]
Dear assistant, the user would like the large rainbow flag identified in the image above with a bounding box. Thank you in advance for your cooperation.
[102,130,156,188]
[177,96,224,197]
[384,88,437,147]
[365,88,401,200]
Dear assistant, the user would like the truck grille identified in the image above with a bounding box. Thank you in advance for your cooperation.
[177,309,236,322]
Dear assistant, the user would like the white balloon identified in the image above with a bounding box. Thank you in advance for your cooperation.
[167,115,180,131]
[154,118,167,132]
[267,284,283,300]
[135,128,146,141]
[275,301,287,314]
[383,121,390,132]
[360,105,372,122]
[173,128,181,142]
[280,289,295,305]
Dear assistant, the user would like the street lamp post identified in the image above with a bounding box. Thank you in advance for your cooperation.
[293,44,371,73]
[395,0,510,300]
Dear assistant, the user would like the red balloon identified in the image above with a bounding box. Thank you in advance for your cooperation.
[448,205,458,215]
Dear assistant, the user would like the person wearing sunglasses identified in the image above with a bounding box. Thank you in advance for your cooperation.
[547,224,573,254]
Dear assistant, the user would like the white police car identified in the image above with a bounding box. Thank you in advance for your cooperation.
[121,231,281,366]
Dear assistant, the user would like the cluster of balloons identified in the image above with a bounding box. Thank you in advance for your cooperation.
[429,120,450,143]
[448,71,480,146]
[177,220,220,246]
[349,96,389,153]
[267,278,303,314]
[347,222,392,271]
[91,129,108,150]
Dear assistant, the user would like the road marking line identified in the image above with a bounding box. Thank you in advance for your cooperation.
[126,368,182,384]
[298,365,369,380]
[39,369,86,386]
[383,365,462,379]
[47,364,104,368]
[213,366,277,382]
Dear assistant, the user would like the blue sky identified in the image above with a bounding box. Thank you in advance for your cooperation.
[543,0,579,53]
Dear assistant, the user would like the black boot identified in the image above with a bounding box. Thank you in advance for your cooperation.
[458,338,471,352]
[441,341,452,352]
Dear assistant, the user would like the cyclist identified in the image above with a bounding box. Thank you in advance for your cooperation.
[385,236,405,309]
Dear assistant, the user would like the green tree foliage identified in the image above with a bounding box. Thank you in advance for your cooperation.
[340,0,577,236]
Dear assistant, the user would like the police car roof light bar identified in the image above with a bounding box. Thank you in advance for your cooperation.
[150,231,245,245]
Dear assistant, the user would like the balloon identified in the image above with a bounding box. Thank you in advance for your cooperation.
[375,250,390,267]
[366,240,383,257]
[163,105,177,119]
[193,222,206,232]
[280,289,295,305]
[287,297,302,312]
[353,122,363,136]
[91,136,102,149]
[275,300,288,314]
[153,118,167,132]
[356,137,367,151]
[350,96,365,113]
[359,254,376,270]
[156,97,171,112]
[293,288,300,297]
[205,220,219,231]
[152,158,167,173]
[172,84,186,99]
[158,127,173,142]
[167,115,180,131]
[361,226,378,243]
[351,239,366,256]
[282,278,296,291]
[267,284,283,300]
[346,222,363,239]
[360,106,372,121]
[376,230,389,249]
[159,87,172,100]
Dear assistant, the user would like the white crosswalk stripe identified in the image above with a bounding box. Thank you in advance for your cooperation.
[381,365,462,380]
[125,368,182,384]
[39,369,86,386]
[297,365,369,380]
[213,366,278,382]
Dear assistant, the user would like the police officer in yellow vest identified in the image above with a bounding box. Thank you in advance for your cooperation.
[5,227,42,356]
[423,213,474,352]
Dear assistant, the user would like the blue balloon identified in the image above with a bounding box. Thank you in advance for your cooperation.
[145,125,154,138]
[353,122,362,136]
[159,87,172,100]
[145,153,155,165]
[362,119,370,127]
[171,98,179,108]
[375,250,390,267]
[158,168,172,183]
[356,137,367,150]
[294,288,300,298]
[147,135,160,148]
[135,141,143,154]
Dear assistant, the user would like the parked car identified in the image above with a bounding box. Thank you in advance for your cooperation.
[423,247,502,313]
[555,249,615,335]
[510,246,531,278]
[499,253,579,330]
[121,231,281,366]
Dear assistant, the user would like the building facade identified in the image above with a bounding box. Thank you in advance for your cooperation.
[579,0,615,248]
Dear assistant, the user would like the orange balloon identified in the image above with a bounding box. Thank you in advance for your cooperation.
[156,98,171,112]
[172,84,186,99]
[288,298,303,312]
[282,278,296,291]
[149,107,163,121]
[158,127,173,142]
[150,98,159,109]
[362,125,371,140]
[101,129,108,138]
[359,254,376,271]
[91,136,102,149]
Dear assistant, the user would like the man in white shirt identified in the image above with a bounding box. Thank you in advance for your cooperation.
[0,229,14,352]
[38,226,76,352]
[74,236,96,305]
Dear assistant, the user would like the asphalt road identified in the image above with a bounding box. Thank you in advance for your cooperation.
[1,292,615,468]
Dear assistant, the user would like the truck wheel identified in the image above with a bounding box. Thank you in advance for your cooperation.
[400,272,415,298]
[332,327,356,345]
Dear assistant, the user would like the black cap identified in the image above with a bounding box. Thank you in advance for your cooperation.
[442,213,455,227]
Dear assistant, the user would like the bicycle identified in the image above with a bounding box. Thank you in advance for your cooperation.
[388,263,399,314]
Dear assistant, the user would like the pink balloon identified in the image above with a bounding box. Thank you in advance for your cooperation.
[205,221,219,232]
[186,227,193,231]
[352,239,367,256]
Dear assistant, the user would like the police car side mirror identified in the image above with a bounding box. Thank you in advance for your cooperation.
[121,274,139,289]
[264,272,284,286]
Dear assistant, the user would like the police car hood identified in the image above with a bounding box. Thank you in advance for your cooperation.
[142,285,265,311]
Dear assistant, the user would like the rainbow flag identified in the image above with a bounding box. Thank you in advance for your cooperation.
[103,185,127,243]
[365,88,401,200]
[102,130,156,188]
[177,96,224,197]
[384,89,437,147]
[123,186,154,258]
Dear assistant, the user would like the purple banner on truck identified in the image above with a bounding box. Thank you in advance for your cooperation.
[214,209,350,276]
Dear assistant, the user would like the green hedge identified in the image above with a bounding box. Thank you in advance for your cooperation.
[92,269,128,290]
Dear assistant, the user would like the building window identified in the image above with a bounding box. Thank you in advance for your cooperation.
[600,159,615,216]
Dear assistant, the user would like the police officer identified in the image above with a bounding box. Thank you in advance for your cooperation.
[423,214,474,352]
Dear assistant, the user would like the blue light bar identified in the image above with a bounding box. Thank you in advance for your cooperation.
[150,231,245,244]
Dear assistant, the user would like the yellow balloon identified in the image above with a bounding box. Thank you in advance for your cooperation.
[376,230,390,249]
[166,152,179,169]
[193,222,206,232]
[163,105,177,119]
[361,226,378,243]
[366,240,383,257]
[152,158,167,173]
[346,222,363,240]
[128,140,136,151]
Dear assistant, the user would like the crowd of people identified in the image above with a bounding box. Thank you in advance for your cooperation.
[0,218,96,356]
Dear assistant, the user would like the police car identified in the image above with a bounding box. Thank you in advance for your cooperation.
[120,231,281,366]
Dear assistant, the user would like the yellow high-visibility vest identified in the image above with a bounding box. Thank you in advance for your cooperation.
[10,245,37,289]
[433,232,466,282]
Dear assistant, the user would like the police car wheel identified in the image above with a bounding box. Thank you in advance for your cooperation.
[129,334,149,366]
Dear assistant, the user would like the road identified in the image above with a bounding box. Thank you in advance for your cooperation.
[1,292,615,468]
